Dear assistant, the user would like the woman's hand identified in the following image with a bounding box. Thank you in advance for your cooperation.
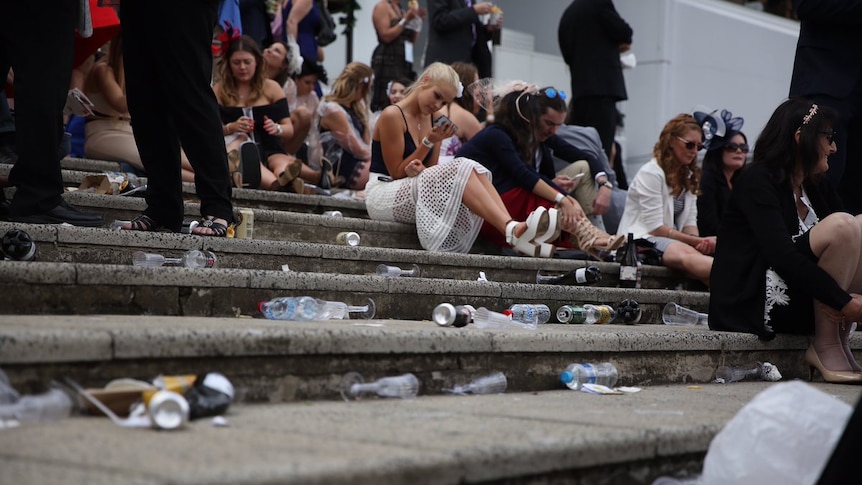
[552,175,578,192]
[403,158,425,177]
[427,119,457,144]
[233,115,255,134]
[558,196,586,229]
[263,115,283,137]
[695,236,716,255]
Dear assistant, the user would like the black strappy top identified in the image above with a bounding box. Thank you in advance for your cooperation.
[370,105,433,175]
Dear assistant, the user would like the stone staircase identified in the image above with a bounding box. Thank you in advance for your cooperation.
[1,158,858,485]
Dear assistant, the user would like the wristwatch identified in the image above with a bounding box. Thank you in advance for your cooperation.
[600,180,613,190]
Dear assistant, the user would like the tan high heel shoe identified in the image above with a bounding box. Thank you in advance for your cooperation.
[805,345,862,384]
[570,217,626,260]
[272,157,304,193]
[227,149,243,188]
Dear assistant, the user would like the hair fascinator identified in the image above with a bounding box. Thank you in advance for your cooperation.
[455,81,464,98]
[212,20,241,59]
[467,78,535,114]
[285,36,304,76]
[693,106,744,151]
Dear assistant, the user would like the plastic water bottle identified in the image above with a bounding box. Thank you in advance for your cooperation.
[560,363,619,390]
[535,266,601,285]
[132,249,217,268]
[444,372,507,395]
[508,304,551,325]
[662,302,708,326]
[376,263,420,277]
[259,296,376,320]
[473,307,537,330]
[0,385,75,422]
[339,372,420,401]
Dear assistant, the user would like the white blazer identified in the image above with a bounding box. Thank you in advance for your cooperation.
[616,158,698,238]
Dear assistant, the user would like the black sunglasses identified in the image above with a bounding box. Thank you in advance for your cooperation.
[820,131,836,144]
[676,136,704,151]
[724,143,749,153]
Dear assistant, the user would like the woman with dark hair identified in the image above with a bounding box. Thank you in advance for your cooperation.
[694,108,747,237]
[457,84,624,258]
[710,98,862,383]
[214,34,303,192]
[617,113,714,284]
[438,62,483,159]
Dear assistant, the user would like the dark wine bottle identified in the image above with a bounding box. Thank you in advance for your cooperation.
[619,233,639,288]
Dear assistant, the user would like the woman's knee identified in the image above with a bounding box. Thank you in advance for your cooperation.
[817,212,861,245]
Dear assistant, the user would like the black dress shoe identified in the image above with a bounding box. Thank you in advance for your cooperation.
[10,200,103,227]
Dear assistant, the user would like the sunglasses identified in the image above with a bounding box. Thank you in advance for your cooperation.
[540,87,567,102]
[820,131,836,144]
[724,143,749,153]
[676,136,704,151]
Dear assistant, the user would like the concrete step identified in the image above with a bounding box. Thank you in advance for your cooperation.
[0,221,697,290]
[2,381,859,485]
[1,314,854,402]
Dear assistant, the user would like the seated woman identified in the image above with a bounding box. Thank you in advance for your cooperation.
[457,84,624,259]
[710,98,862,383]
[82,32,195,182]
[214,35,303,192]
[367,62,556,256]
[694,108,746,237]
[317,62,375,191]
[617,114,714,285]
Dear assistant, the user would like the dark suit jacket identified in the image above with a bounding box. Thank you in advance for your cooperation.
[709,163,850,340]
[789,0,862,99]
[425,0,492,78]
[557,0,632,101]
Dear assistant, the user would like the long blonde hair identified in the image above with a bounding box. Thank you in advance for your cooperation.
[324,62,374,142]
[404,62,460,99]
[654,113,702,196]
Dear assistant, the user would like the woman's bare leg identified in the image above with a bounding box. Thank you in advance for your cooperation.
[661,242,712,286]
[809,213,862,370]
[460,169,526,237]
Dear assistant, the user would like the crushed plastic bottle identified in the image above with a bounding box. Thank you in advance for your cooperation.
[0,384,75,422]
[132,249,217,268]
[715,362,782,384]
[444,372,507,395]
[508,304,551,325]
[473,307,537,330]
[259,296,376,320]
[339,372,420,401]
[560,363,619,390]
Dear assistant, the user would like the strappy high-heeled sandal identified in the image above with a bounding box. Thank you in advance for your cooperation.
[570,216,626,260]
[272,158,304,193]
[505,207,550,257]
[122,214,162,232]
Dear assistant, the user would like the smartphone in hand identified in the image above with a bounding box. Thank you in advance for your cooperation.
[434,115,459,134]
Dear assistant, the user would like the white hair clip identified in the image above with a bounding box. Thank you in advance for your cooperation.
[386,80,394,97]
[802,104,818,125]
[362,76,370,84]
[456,81,464,98]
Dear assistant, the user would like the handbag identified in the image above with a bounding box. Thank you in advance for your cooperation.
[316,0,338,47]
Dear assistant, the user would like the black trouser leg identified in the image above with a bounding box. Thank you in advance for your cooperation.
[567,96,617,161]
[0,1,76,216]
[121,0,233,230]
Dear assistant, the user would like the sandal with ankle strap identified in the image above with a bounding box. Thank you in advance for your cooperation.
[533,208,560,258]
[227,149,243,188]
[122,214,163,232]
[570,216,625,260]
[192,217,229,237]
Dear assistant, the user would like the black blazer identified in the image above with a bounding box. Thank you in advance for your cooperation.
[696,164,731,237]
[425,0,492,78]
[789,0,862,99]
[709,163,851,340]
[557,0,632,101]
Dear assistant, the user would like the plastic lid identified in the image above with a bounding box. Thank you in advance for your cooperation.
[257,301,266,313]
[560,371,574,383]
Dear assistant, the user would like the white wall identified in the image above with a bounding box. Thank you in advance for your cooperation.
[323,0,801,173]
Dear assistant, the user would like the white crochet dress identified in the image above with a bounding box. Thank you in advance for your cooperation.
[366,157,490,253]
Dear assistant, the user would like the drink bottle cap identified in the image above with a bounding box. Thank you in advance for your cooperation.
[560,371,574,384]
[257,301,267,313]
[502,309,513,317]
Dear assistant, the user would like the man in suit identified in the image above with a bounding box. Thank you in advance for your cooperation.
[558,0,632,160]
[789,0,862,215]
[424,0,499,79]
